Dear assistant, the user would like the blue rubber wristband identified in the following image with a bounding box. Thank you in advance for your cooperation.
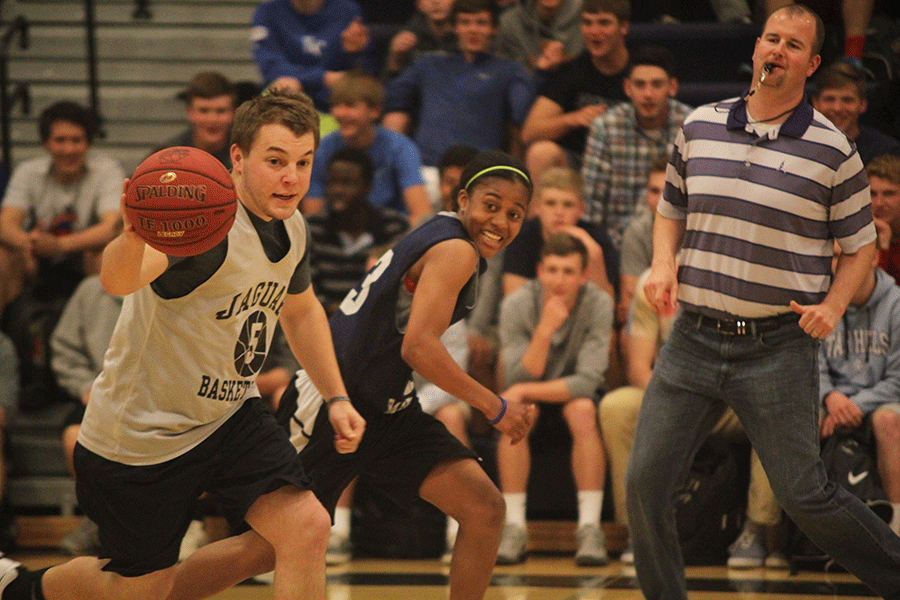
[488,396,507,425]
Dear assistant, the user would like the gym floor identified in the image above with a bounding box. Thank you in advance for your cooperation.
[14,551,880,599]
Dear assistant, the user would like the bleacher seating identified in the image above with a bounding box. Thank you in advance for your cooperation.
[626,21,759,107]
[0,0,786,548]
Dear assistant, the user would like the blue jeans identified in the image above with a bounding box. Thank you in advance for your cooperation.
[626,312,900,600]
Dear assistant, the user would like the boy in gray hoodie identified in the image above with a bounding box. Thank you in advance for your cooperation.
[495,0,584,72]
[819,245,900,536]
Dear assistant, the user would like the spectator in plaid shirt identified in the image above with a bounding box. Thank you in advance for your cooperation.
[581,46,691,248]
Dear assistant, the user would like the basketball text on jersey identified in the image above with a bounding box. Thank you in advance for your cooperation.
[196,377,254,402]
[216,281,287,320]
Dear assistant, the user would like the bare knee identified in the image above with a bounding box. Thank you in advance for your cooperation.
[455,477,505,531]
[287,498,331,551]
[564,398,599,438]
[872,409,900,443]
[248,488,330,555]
[471,484,505,530]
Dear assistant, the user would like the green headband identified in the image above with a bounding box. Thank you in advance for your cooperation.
[463,165,531,191]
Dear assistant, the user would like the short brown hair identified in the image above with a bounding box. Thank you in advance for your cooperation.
[650,156,668,174]
[451,0,500,27]
[542,232,589,270]
[767,3,825,57]
[183,71,236,105]
[39,101,99,143]
[536,167,582,199]
[330,71,384,109]
[867,154,900,188]
[231,89,320,154]
[813,61,866,100]
[582,0,630,23]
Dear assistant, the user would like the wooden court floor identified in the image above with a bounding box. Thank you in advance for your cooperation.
[13,551,881,599]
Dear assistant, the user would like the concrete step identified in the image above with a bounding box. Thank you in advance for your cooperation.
[10,0,260,26]
[8,57,258,85]
[7,142,167,176]
[10,116,183,147]
[11,81,185,119]
[7,24,252,61]
[7,477,78,516]
[1,0,263,175]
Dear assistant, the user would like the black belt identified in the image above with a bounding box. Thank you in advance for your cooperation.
[689,311,799,336]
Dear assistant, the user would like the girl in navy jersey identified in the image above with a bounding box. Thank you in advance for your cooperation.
[279,150,537,600]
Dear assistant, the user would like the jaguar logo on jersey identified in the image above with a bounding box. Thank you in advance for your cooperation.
[235,310,268,377]
[216,281,287,320]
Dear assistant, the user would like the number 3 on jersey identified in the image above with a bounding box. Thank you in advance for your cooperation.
[339,249,394,315]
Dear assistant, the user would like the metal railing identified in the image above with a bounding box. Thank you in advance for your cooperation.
[1,14,29,171]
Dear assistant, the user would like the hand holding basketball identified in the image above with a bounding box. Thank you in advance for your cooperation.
[124,147,236,256]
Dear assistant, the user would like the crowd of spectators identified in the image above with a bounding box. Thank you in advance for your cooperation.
[2,0,900,572]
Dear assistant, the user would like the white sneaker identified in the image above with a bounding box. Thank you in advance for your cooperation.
[496,524,527,565]
[441,535,455,564]
[0,554,21,596]
[60,518,101,556]
[251,570,274,584]
[179,519,209,562]
[326,531,351,565]
[574,524,608,566]
[765,551,789,569]
[727,529,766,568]
[620,539,634,565]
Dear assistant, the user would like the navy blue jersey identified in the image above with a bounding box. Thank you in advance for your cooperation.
[330,213,485,415]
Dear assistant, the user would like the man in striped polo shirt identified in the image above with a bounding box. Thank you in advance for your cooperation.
[625,5,900,600]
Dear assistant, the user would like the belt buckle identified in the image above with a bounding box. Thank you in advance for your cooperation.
[717,319,745,335]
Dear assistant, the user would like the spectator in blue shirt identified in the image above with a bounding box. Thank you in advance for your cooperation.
[304,72,431,224]
[812,61,900,166]
[382,0,537,168]
[251,0,376,112]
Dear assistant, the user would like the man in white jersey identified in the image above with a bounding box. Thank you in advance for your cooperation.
[626,5,900,600]
[0,90,365,600]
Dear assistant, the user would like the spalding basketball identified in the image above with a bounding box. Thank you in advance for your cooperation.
[124,147,237,256]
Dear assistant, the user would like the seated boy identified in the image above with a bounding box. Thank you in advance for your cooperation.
[496,233,614,565]
[820,241,900,537]
[503,166,621,387]
[307,147,409,316]
[304,72,430,224]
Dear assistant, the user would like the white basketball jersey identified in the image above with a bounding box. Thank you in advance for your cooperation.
[79,203,307,465]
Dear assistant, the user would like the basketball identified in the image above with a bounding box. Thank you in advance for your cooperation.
[124,146,237,256]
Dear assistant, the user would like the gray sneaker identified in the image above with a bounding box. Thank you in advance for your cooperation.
[441,533,455,564]
[727,529,766,568]
[326,531,352,565]
[0,554,21,596]
[178,519,209,562]
[620,539,634,565]
[764,550,789,569]
[60,517,101,556]
[575,524,608,566]
[495,523,527,565]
